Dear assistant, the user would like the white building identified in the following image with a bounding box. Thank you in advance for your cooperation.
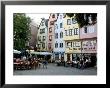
[53,13,65,61]
[37,18,48,51]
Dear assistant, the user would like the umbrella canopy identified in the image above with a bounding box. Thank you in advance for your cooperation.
[13,49,21,54]
[40,52,52,55]
[30,51,40,55]
[30,51,52,55]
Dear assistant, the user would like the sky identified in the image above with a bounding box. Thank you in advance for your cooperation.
[26,13,50,25]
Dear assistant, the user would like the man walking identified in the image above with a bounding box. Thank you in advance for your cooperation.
[42,60,48,69]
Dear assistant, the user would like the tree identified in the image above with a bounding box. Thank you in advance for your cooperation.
[66,13,97,28]
[14,13,31,50]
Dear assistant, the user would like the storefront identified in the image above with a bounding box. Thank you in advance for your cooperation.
[54,52,64,60]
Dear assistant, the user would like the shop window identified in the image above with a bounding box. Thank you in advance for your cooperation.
[67,54,70,61]
[55,54,59,60]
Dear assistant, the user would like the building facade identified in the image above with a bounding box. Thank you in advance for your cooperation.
[47,13,58,52]
[80,16,97,66]
[29,21,38,48]
[63,14,81,61]
[37,18,48,51]
[53,13,65,61]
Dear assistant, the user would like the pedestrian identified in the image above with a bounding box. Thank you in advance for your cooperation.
[42,60,48,69]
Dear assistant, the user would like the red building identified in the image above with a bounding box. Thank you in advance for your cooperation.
[47,13,58,52]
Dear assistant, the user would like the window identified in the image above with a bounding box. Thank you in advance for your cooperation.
[43,28,45,33]
[67,19,71,25]
[52,14,55,18]
[72,18,77,24]
[40,29,42,34]
[69,29,72,36]
[85,41,89,46]
[89,27,94,33]
[42,43,45,48]
[55,24,58,29]
[55,43,58,48]
[49,27,52,33]
[62,43,63,47]
[40,28,45,33]
[60,23,63,28]
[60,32,63,38]
[55,33,58,39]
[70,42,72,47]
[60,32,61,38]
[41,22,44,26]
[74,28,79,35]
[67,42,72,47]
[55,54,59,59]
[73,42,80,47]
[38,36,41,41]
[49,35,52,41]
[62,32,63,38]
[73,42,75,47]
[60,43,61,47]
[67,42,70,46]
[59,43,63,48]
[60,15,62,19]
[84,26,87,33]
[50,21,54,25]
[76,42,80,47]
[43,36,46,41]
[65,30,68,36]
[73,48,77,50]
[42,28,45,33]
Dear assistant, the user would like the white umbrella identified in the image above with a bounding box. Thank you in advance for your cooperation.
[30,51,40,55]
[39,52,52,55]
[13,49,21,54]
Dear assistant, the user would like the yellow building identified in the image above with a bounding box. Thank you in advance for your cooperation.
[63,14,81,61]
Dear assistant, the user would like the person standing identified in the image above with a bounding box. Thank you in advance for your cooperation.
[42,60,48,69]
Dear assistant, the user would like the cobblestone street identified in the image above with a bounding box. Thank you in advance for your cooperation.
[14,63,97,75]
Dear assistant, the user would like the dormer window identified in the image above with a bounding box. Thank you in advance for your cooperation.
[52,14,55,18]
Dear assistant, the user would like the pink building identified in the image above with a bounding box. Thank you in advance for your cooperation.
[47,13,57,52]
[80,24,97,54]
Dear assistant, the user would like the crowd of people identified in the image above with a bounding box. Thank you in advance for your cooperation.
[14,56,48,70]
[55,55,96,69]
[14,54,96,70]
